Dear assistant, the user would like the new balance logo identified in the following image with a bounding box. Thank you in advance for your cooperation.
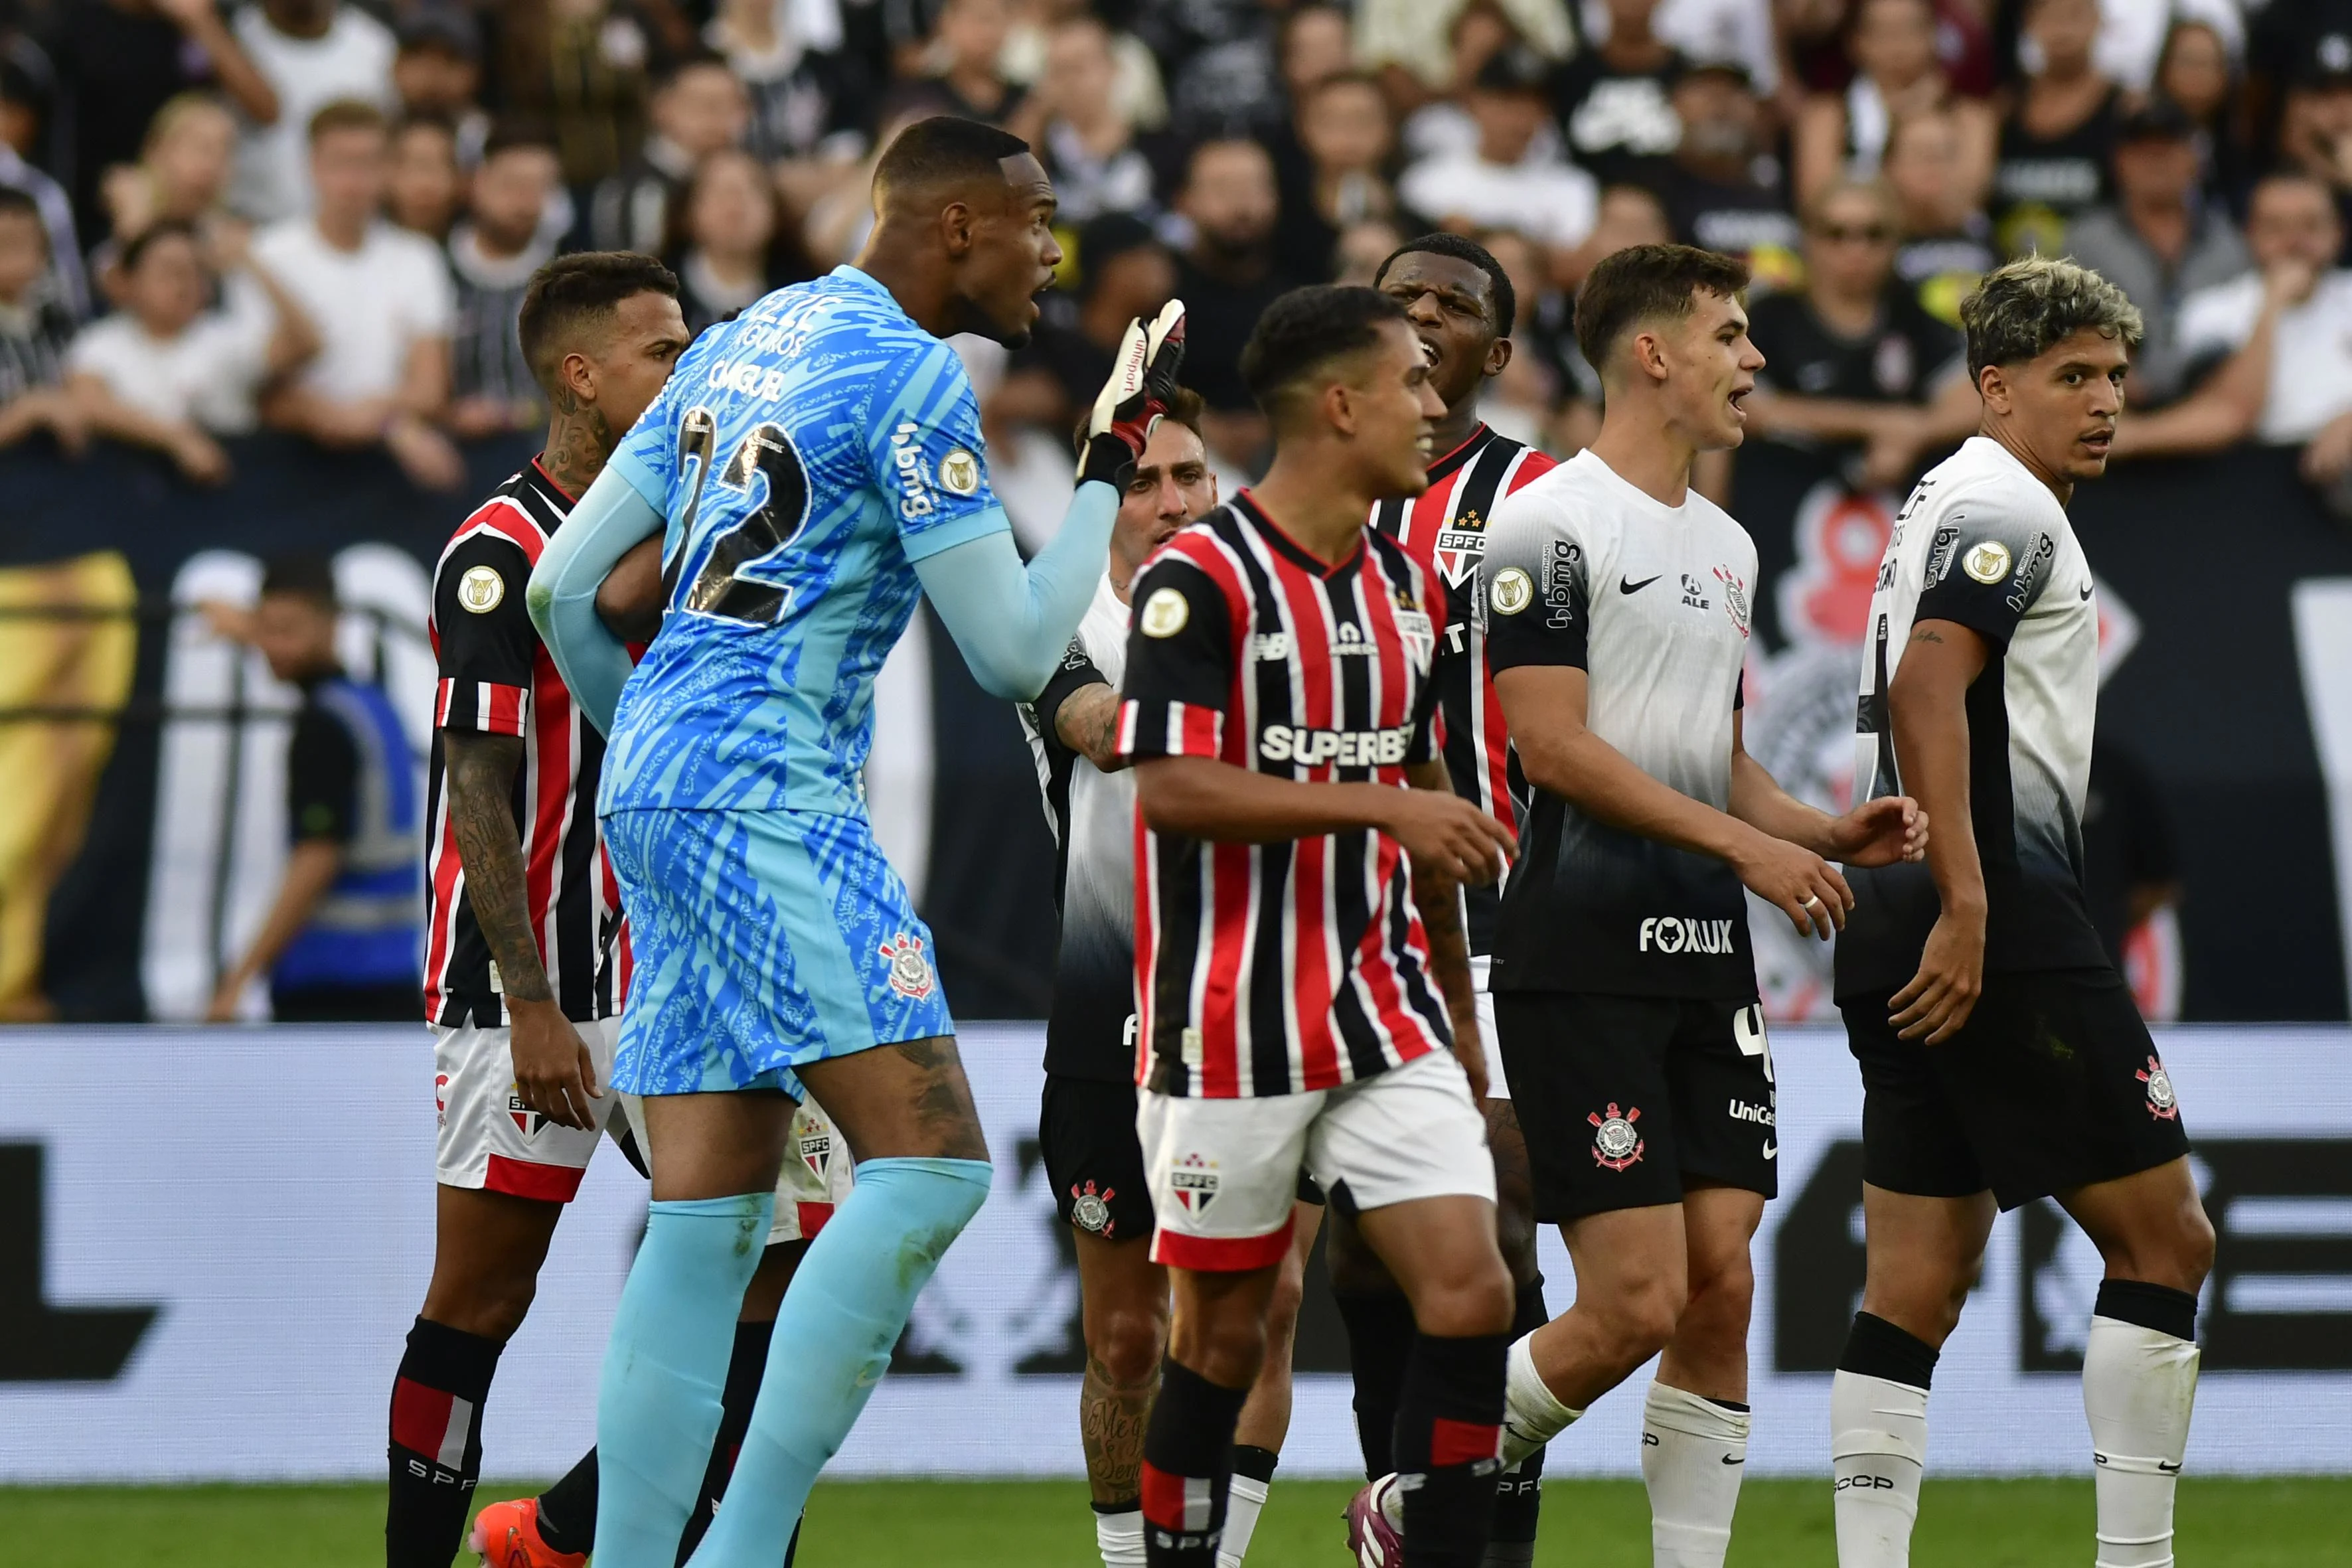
[1252,633,1291,661]
[1638,916,1737,954]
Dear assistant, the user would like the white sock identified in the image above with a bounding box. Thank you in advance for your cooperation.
[1641,1382,1751,1568]
[1830,1370,1928,1568]
[1502,1333,1584,1464]
[1095,1504,1146,1567]
[1216,1474,1268,1567]
[2085,1314,2201,1568]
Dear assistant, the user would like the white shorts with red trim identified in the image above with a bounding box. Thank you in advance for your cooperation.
[611,1089,854,1246]
[433,1016,620,1202]
[1137,1048,1496,1271]
[1470,954,1506,1101]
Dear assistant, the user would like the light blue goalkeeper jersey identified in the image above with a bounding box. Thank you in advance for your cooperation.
[600,264,1008,817]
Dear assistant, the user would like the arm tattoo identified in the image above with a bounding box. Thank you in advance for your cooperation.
[1413,865,1476,1020]
[443,732,554,1003]
[1910,627,1946,645]
[1054,683,1123,771]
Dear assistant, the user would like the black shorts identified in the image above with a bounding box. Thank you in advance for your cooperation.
[1040,1074,1322,1246]
[1841,966,2189,1212]
[1496,992,1778,1223]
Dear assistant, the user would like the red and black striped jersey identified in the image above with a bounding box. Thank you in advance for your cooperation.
[1117,493,1452,1099]
[422,460,617,1026]
[1371,424,1555,955]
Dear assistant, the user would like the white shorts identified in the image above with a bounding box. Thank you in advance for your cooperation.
[1137,1049,1496,1271]
[434,1016,852,1241]
[612,1090,854,1246]
[1470,954,1506,1101]
[434,1016,622,1203]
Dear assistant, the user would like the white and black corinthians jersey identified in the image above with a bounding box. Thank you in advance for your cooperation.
[1020,574,1140,1083]
[1836,435,2110,997]
[1478,449,1761,999]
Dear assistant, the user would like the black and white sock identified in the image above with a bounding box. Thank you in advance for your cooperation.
[1217,1444,1278,1567]
[1392,1331,1509,1568]
[1483,1276,1550,1567]
[1335,1286,1417,1478]
[386,1316,501,1568]
[533,1447,597,1557]
[1830,1312,1937,1568]
[678,1318,775,1562]
[1141,1360,1246,1567]
[2085,1281,2200,1568]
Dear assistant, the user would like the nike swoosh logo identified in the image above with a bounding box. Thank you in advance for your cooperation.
[1721,1453,1745,1465]
[1761,1140,1776,1159]
[1620,574,1662,594]
[2158,1460,2182,1474]
[2080,584,2094,600]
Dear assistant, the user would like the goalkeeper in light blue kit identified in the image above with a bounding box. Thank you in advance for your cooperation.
[526,116,1184,1568]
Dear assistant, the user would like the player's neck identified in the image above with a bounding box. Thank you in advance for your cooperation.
[1249,454,1373,567]
[1428,399,1484,464]
[540,399,617,501]
[1588,403,1699,507]
[1980,417,2075,506]
[850,235,964,341]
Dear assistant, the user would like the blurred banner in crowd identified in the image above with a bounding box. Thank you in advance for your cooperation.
[1,433,2349,1022]
[2,1024,2348,1482]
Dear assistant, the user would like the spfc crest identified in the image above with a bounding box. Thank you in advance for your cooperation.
[1589,1103,1644,1170]
[797,1124,833,1180]
[879,933,935,1000]
[1395,607,1435,673]
[1170,1152,1219,1214]
[2136,1056,2179,1120]
[507,1088,545,1138]
[1434,512,1488,588]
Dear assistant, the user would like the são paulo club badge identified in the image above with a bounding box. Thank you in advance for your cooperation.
[878,933,935,1000]
[2136,1055,2179,1120]
[1171,1152,1220,1214]
[1589,1103,1644,1170]
[1069,1180,1117,1236]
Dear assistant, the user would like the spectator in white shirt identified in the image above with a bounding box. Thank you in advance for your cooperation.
[2116,172,2352,481]
[253,100,463,491]
[1397,46,1599,260]
[65,219,317,482]
[229,0,398,222]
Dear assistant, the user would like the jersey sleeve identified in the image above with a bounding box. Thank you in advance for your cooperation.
[1117,556,1235,763]
[1478,493,1590,672]
[868,338,1010,563]
[1915,504,2059,651]
[287,706,358,844]
[1032,637,1109,753]
[432,531,539,737]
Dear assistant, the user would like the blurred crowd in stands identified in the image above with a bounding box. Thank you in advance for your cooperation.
[4,0,2352,504]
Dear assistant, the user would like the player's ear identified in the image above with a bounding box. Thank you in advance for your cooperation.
[1484,335,1513,379]
[556,349,595,410]
[1976,362,2008,415]
[939,197,978,259]
[1324,378,1358,437]
[1631,327,1669,385]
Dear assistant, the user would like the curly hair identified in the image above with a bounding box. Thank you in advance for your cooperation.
[1960,255,2144,380]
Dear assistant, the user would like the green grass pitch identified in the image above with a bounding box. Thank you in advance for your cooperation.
[1,1477,2343,1566]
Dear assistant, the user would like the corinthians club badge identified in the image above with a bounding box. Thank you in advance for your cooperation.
[2136,1055,2179,1120]
[878,933,935,1000]
[1069,1180,1117,1236]
[1589,1103,1644,1170]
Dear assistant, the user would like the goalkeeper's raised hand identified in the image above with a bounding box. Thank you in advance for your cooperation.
[1076,298,1186,488]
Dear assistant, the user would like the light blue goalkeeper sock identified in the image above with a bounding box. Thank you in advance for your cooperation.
[686,1156,992,1567]
[594,1192,775,1568]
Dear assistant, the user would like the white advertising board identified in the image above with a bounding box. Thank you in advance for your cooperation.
[2,1025,2347,1482]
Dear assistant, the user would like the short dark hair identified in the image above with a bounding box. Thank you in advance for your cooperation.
[1373,232,1516,338]
[518,252,682,389]
[309,98,388,146]
[0,185,42,231]
[120,218,202,273]
[260,554,338,609]
[1239,284,1411,421]
[1573,243,1751,375]
[481,116,558,162]
[655,50,736,91]
[873,116,1032,200]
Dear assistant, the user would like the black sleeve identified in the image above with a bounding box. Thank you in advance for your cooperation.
[287,706,358,844]
[1032,637,1110,755]
[1117,556,1237,763]
[1915,516,2057,651]
[432,532,539,736]
[1480,518,1591,672]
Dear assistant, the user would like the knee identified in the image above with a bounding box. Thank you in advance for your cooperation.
[1171,1307,1267,1389]
[1413,1255,1516,1340]
[2144,1198,2216,1293]
[1593,1268,1689,1364]
[1262,1260,1306,1344]
[1494,1194,1542,1289]
[1686,1251,1755,1334]
[421,1269,538,1344]
[1087,1302,1169,1389]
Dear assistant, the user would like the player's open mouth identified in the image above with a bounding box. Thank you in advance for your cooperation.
[2081,429,2112,454]
[1419,335,1441,367]
[1727,386,1751,418]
